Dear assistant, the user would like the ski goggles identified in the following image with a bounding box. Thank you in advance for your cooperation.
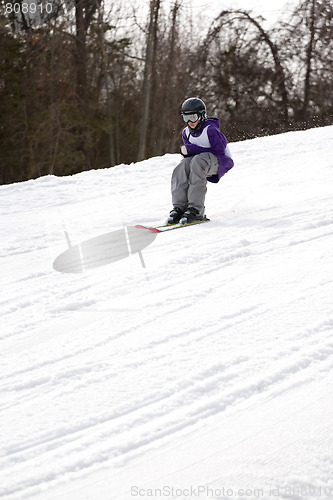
[182,112,200,123]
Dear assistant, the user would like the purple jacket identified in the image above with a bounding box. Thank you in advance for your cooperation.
[182,117,234,183]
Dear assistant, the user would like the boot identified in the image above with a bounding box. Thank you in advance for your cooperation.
[166,207,184,224]
[180,207,205,225]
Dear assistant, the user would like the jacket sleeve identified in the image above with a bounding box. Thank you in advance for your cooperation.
[184,126,228,157]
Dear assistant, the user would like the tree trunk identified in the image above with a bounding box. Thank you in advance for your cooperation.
[138,0,160,161]
[75,0,87,105]
[302,0,316,119]
[97,4,116,166]
[157,0,180,153]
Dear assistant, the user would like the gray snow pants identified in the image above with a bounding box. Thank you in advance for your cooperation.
[171,152,219,215]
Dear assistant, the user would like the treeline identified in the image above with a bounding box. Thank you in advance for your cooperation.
[0,0,332,184]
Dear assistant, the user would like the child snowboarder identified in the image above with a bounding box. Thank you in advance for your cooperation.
[167,97,234,225]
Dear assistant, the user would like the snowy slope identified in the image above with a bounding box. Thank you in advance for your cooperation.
[1,126,333,500]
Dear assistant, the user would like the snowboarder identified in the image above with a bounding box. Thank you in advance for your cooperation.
[167,97,234,225]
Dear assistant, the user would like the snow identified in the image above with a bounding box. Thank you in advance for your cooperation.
[1,126,333,500]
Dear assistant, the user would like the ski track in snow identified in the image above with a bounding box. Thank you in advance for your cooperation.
[0,127,333,500]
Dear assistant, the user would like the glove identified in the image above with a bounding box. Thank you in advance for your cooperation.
[180,145,188,156]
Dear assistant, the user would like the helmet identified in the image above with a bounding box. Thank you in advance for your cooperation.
[181,97,207,123]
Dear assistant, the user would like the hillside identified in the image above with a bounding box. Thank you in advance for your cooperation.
[1,126,333,500]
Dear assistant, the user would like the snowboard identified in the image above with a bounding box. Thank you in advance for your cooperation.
[135,217,210,233]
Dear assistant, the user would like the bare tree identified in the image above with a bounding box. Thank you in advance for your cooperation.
[302,0,316,118]
[201,10,289,128]
[156,0,181,152]
[138,0,160,161]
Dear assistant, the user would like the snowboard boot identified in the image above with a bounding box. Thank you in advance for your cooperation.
[166,207,184,224]
[180,207,205,225]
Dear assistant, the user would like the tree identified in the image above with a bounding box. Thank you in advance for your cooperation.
[280,0,333,127]
[1,0,332,184]
[197,9,289,139]
[139,0,202,157]
[0,0,139,183]
[138,0,160,161]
